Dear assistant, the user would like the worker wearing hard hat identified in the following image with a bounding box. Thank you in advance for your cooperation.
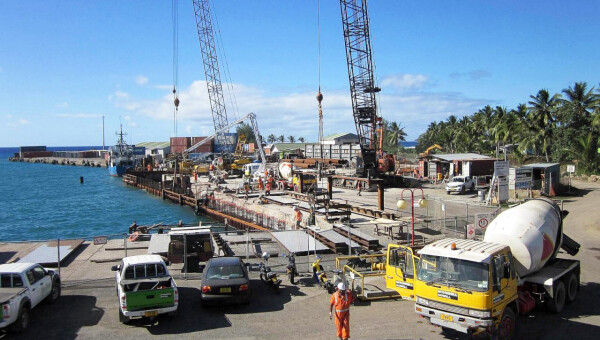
[329,282,355,340]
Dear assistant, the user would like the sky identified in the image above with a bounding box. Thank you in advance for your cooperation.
[1,0,599,147]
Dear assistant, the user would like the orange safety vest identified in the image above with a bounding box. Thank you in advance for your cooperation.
[330,290,354,339]
[295,210,302,222]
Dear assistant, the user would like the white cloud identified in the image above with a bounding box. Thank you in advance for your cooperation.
[56,102,69,108]
[6,117,29,127]
[110,78,489,142]
[6,114,12,119]
[108,90,130,101]
[136,75,149,85]
[450,69,491,80]
[381,74,428,91]
[19,119,29,125]
[155,84,173,90]
[56,113,102,118]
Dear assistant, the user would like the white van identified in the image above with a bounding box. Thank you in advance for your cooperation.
[243,163,261,177]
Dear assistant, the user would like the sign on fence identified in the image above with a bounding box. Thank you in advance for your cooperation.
[93,236,108,245]
[466,224,476,239]
[475,213,492,229]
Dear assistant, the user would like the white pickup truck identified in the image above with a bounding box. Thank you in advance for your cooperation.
[112,255,178,324]
[0,263,61,333]
[445,175,475,194]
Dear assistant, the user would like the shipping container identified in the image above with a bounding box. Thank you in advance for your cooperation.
[19,146,47,153]
[190,137,213,153]
[170,137,191,147]
[21,151,53,158]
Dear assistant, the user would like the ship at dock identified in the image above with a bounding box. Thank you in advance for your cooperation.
[108,125,136,177]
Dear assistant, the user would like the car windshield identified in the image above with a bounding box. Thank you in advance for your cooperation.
[206,264,245,279]
[417,254,489,292]
[451,177,464,183]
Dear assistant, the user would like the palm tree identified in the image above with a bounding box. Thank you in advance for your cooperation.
[267,134,277,144]
[528,89,560,162]
[287,136,296,143]
[561,82,598,130]
[386,121,406,151]
[298,137,305,143]
[277,135,285,143]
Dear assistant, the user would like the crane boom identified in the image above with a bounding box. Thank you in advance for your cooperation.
[192,0,230,150]
[339,0,381,176]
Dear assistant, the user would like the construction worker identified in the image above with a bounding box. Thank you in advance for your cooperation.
[356,181,362,196]
[266,175,274,196]
[257,176,264,191]
[293,206,302,228]
[329,282,355,340]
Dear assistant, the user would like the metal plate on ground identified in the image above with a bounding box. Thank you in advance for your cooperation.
[271,230,328,254]
[265,197,299,205]
[18,239,84,265]
[318,230,361,249]
[147,234,171,255]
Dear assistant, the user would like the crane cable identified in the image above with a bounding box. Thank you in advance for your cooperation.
[172,0,180,136]
[316,0,324,144]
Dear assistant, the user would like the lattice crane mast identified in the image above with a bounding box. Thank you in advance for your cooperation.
[339,0,382,177]
[192,0,230,150]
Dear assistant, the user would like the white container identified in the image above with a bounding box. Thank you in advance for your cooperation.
[483,198,562,277]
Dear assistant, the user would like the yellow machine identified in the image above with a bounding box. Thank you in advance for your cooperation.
[384,244,419,300]
[419,144,442,157]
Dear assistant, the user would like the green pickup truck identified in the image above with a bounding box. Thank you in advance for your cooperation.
[112,255,178,324]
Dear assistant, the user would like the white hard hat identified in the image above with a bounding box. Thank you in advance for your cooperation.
[262,252,270,259]
[337,282,346,291]
[293,206,298,210]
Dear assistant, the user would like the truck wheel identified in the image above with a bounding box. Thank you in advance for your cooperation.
[546,280,566,313]
[565,272,579,303]
[9,305,29,333]
[119,309,131,324]
[497,307,516,339]
[47,279,61,303]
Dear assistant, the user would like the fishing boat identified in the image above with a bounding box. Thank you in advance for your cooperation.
[108,125,136,176]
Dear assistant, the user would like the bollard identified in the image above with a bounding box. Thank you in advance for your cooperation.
[79,176,84,184]
[124,234,128,258]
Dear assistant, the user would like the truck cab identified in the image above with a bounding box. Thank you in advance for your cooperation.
[0,263,61,333]
[414,239,518,337]
[112,255,178,324]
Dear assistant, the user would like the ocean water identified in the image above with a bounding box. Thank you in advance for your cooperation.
[0,147,207,242]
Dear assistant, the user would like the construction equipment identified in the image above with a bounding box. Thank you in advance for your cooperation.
[413,198,580,338]
[339,0,383,177]
[185,113,267,173]
[192,0,231,151]
[419,144,442,158]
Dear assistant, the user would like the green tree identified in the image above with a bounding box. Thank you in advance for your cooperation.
[386,121,407,152]
[298,137,305,143]
[277,135,285,143]
[267,134,277,144]
[235,123,256,143]
[287,136,296,143]
[528,89,560,162]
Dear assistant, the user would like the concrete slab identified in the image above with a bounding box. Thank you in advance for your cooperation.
[271,230,328,254]
[18,239,84,265]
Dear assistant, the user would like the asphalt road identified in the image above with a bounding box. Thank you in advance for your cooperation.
[2,179,599,340]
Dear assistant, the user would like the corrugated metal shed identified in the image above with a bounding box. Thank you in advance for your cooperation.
[432,153,493,161]
[271,230,329,254]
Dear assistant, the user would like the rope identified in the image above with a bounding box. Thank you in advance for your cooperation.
[211,0,239,121]
[172,0,179,137]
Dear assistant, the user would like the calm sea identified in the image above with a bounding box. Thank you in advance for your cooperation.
[0,147,209,242]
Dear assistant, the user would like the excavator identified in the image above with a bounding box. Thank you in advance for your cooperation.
[419,144,443,158]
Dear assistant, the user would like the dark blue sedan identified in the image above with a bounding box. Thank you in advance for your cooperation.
[200,257,251,306]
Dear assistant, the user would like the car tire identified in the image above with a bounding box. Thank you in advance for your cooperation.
[119,309,131,324]
[46,279,61,303]
[495,307,516,340]
[446,191,450,195]
[546,280,566,313]
[9,305,29,333]
[565,272,578,303]
[460,186,465,194]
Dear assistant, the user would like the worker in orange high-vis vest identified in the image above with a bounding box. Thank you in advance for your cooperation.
[293,206,302,228]
[329,282,355,340]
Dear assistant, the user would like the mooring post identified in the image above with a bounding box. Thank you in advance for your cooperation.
[378,183,384,211]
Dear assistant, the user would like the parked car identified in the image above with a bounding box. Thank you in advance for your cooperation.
[0,263,61,333]
[446,175,475,194]
[112,255,178,324]
[200,257,251,306]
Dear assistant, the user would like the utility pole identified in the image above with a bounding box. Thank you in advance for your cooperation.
[102,115,105,150]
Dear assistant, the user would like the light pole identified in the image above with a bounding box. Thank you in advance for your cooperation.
[397,188,427,246]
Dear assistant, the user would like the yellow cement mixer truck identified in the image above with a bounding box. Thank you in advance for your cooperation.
[413,198,580,338]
